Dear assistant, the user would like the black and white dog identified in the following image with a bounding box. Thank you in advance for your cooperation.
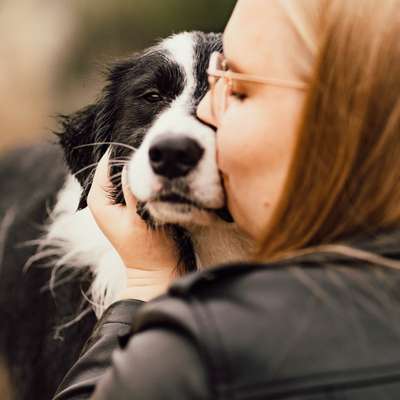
[0,31,250,400]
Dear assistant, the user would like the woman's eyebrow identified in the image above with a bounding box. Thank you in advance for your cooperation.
[225,57,244,73]
[223,35,248,74]
[222,39,243,73]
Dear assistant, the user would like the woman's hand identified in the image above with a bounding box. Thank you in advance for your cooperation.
[87,151,180,301]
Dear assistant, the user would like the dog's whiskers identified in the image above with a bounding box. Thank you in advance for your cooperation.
[73,160,127,178]
[73,142,137,152]
[108,172,123,182]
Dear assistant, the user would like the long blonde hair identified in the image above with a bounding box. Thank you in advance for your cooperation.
[258,0,400,266]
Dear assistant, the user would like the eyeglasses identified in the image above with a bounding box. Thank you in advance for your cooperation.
[206,51,308,122]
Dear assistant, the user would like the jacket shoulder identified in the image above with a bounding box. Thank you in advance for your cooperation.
[160,260,400,399]
[133,262,320,398]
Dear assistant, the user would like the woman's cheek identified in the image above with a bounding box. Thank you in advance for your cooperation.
[226,176,261,239]
[216,116,245,175]
[216,128,245,223]
[215,126,231,175]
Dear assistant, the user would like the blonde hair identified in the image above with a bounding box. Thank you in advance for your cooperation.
[257,0,400,267]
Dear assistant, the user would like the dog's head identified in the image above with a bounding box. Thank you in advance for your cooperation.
[58,31,232,229]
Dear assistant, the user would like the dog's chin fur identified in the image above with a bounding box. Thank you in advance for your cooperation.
[146,201,219,226]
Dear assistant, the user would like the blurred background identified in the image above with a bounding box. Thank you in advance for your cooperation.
[0,0,236,153]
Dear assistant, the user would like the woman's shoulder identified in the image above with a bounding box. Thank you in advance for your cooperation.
[133,253,400,397]
[139,249,400,334]
[134,252,396,347]
[134,258,319,330]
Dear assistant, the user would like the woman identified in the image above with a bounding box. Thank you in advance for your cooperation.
[54,0,400,398]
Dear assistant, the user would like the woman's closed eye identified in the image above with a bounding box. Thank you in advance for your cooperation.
[230,90,247,101]
[228,81,248,102]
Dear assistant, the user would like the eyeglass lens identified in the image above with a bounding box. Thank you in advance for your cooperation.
[208,52,229,122]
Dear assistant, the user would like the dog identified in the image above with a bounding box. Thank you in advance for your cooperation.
[0,31,250,400]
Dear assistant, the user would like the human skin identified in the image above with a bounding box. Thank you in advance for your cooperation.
[87,152,179,301]
[88,0,309,301]
[197,0,308,241]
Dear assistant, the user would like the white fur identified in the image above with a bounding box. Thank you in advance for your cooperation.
[163,32,196,98]
[41,175,127,317]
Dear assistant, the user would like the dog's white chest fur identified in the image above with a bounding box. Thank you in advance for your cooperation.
[44,175,126,316]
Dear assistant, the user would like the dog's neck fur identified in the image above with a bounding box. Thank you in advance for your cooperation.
[190,223,252,269]
[43,174,251,317]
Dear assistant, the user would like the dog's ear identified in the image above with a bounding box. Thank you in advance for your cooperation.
[56,101,111,209]
[58,104,100,184]
[56,58,139,209]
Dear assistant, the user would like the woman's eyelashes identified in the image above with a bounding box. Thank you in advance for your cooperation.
[229,81,247,102]
[231,90,247,101]
[229,87,247,102]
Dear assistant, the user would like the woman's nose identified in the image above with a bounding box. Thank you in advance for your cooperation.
[196,90,217,128]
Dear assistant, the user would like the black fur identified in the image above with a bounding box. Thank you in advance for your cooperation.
[193,32,223,102]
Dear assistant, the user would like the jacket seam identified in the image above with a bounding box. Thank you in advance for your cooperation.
[100,321,131,326]
[232,364,400,399]
[190,295,235,400]
[187,296,220,400]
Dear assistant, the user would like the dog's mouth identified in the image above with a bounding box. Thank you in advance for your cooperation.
[151,192,233,223]
[157,193,199,207]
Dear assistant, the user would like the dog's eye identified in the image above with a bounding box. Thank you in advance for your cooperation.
[143,91,162,103]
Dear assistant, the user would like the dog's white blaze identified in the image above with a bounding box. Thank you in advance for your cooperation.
[163,32,196,99]
[128,33,198,203]
[128,32,224,224]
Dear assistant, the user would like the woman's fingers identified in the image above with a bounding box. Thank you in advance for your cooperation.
[87,149,140,230]
[87,150,113,208]
[121,166,137,209]
[87,150,124,226]
[85,147,180,289]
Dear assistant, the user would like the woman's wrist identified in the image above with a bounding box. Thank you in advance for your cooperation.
[116,267,175,302]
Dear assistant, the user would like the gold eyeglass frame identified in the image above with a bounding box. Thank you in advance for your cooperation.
[206,51,308,120]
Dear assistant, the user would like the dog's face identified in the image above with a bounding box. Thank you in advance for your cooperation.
[59,31,231,228]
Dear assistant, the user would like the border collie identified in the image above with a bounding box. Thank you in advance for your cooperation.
[0,31,250,400]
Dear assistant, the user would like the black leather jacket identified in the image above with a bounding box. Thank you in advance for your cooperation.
[53,230,400,399]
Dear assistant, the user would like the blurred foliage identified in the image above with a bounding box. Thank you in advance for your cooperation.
[0,0,236,150]
[63,0,236,85]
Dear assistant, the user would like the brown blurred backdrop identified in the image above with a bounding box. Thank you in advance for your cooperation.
[0,0,235,153]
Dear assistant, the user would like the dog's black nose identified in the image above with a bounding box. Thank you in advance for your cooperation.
[149,135,204,179]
